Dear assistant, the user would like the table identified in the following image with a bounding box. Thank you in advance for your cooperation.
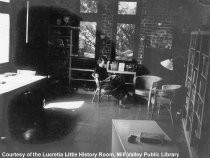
[70,68,136,91]
[108,70,136,85]
[0,74,46,140]
[112,120,180,158]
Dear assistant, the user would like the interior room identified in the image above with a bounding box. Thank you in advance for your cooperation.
[0,0,210,158]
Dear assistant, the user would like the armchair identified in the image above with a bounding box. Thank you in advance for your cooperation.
[150,85,187,126]
[134,75,162,108]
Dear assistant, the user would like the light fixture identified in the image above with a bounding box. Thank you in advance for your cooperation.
[160,59,173,70]
[160,56,185,71]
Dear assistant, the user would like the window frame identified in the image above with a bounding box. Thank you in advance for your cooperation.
[112,0,141,62]
[78,0,101,60]
[118,1,137,15]
[0,1,12,73]
[80,0,99,14]
[79,21,98,58]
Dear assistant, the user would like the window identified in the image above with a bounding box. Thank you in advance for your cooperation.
[116,23,135,61]
[79,21,97,58]
[118,1,137,15]
[0,13,10,64]
[80,0,98,13]
[114,1,139,61]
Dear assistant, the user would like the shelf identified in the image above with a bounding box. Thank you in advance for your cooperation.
[71,68,94,72]
[49,35,71,38]
[201,73,207,80]
[185,31,210,158]
[190,48,195,51]
[192,83,196,88]
[49,25,75,28]
[198,93,204,104]
[49,46,71,49]
[71,78,94,82]
[195,130,200,140]
[195,111,201,124]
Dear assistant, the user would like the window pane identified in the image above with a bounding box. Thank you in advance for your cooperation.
[116,23,135,61]
[79,21,97,58]
[80,0,98,13]
[118,1,137,15]
[0,13,10,64]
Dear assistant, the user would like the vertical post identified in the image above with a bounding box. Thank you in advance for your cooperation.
[69,29,73,87]
[26,1,29,43]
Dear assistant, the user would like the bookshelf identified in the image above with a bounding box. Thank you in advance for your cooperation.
[47,10,79,89]
[183,31,210,158]
[48,24,72,87]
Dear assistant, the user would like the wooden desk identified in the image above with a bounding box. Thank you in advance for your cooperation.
[112,120,180,158]
[108,70,136,85]
[71,68,136,85]
[0,74,46,140]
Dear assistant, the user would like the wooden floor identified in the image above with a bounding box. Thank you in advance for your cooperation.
[1,92,190,158]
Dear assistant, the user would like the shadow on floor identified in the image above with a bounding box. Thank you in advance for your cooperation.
[8,98,78,144]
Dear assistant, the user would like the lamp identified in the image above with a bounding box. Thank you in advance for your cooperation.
[160,56,185,71]
[160,59,173,70]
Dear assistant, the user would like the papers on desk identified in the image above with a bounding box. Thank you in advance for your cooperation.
[0,75,46,94]
[17,69,36,75]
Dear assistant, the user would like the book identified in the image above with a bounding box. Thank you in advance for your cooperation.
[118,63,125,71]
[140,132,165,144]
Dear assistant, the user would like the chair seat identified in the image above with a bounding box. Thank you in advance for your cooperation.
[151,97,171,105]
[135,89,150,97]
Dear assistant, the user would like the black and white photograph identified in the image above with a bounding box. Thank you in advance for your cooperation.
[0,0,210,158]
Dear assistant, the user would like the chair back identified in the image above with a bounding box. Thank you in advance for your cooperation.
[135,75,162,90]
[92,73,100,90]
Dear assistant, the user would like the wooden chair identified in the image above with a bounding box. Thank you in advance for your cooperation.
[91,73,122,103]
[150,85,187,126]
[91,73,112,103]
[134,75,163,108]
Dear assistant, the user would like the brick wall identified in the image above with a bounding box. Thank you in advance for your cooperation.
[99,0,175,63]
[139,0,174,63]
[100,0,114,59]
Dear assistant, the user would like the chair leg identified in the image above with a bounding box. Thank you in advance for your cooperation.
[157,103,161,116]
[169,111,174,127]
[151,102,158,120]
[167,105,174,127]
[100,92,106,100]
[98,89,101,102]
[92,89,98,103]
[151,103,155,120]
